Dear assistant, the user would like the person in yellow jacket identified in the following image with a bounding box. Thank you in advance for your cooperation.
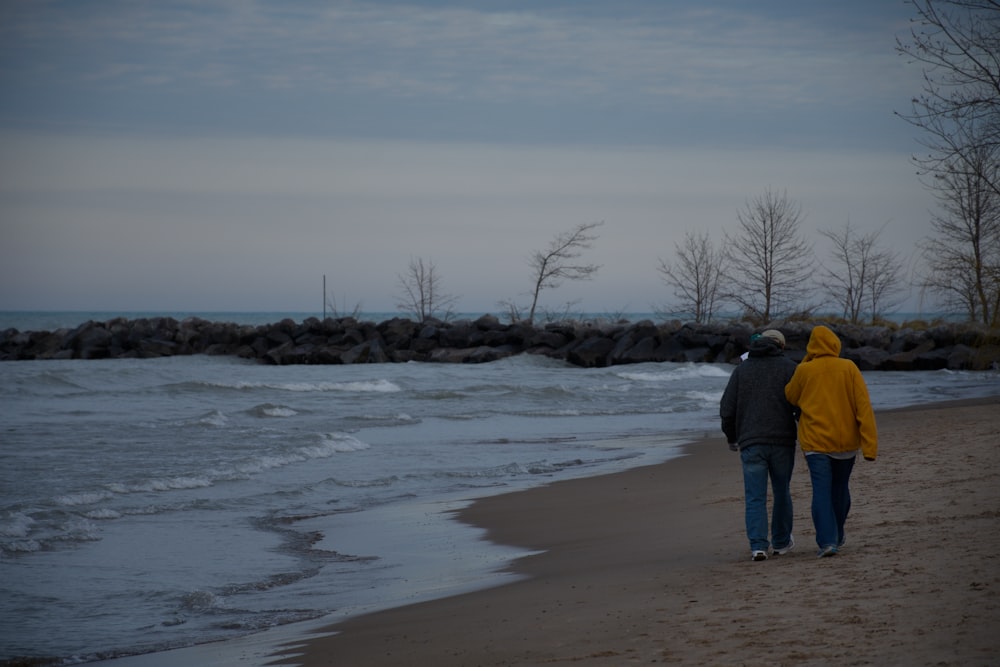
[785,325,878,557]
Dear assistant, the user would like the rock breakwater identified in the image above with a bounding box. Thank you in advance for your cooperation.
[2,315,998,370]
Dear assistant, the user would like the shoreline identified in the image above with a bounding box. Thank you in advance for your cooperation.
[271,396,1000,666]
[80,396,1000,666]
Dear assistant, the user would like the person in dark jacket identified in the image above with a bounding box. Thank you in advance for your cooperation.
[720,329,799,561]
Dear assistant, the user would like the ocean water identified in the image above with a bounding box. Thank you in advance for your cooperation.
[0,308,961,334]
[1,313,998,665]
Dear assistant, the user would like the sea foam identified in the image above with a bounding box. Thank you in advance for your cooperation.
[618,363,732,383]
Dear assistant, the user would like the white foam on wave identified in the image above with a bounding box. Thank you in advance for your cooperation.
[617,363,732,383]
[201,379,402,393]
[198,410,229,427]
[588,382,633,394]
[683,390,724,404]
[0,511,34,537]
[314,433,371,454]
[528,408,582,417]
[357,412,418,423]
[55,490,114,506]
[155,476,212,491]
[4,494,159,555]
[261,406,297,417]
[249,403,299,418]
[122,476,214,493]
[1,538,41,553]
[231,433,371,475]
[295,379,401,393]
[62,517,100,542]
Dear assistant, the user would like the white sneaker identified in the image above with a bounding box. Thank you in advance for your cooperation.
[751,550,768,561]
[773,535,795,555]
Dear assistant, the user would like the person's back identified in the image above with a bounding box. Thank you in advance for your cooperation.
[720,330,798,561]
[785,325,878,557]
[785,325,877,459]
[720,336,798,448]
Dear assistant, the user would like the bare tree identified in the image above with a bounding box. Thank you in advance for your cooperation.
[322,275,363,319]
[865,245,908,323]
[819,221,906,323]
[896,0,1000,196]
[920,144,1000,324]
[656,231,724,323]
[723,189,814,322]
[820,223,865,322]
[395,257,460,323]
[520,221,603,324]
[325,293,363,320]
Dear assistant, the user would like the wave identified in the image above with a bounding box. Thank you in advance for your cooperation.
[356,412,417,422]
[0,433,373,555]
[682,390,725,405]
[330,476,400,489]
[185,379,402,393]
[128,476,214,493]
[197,410,229,427]
[616,363,732,383]
[250,403,299,418]
[10,371,89,396]
[55,490,115,506]
[0,511,34,538]
[0,509,100,554]
[303,433,371,456]
[1,538,42,553]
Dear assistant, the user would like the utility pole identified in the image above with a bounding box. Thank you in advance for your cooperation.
[322,275,326,320]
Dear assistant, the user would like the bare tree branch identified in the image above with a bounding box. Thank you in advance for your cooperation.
[896,0,1000,195]
[819,221,906,323]
[919,143,1000,324]
[722,189,815,322]
[395,257,460,323]
[657,231,724,323]
[523,221,603,324]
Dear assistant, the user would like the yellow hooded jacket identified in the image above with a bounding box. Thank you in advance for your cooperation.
[785,325,878,460]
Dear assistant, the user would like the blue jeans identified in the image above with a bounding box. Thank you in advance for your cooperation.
[805,453,856,550]
[740,444,795,552]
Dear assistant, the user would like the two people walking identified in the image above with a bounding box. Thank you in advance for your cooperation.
[720,325,878,560]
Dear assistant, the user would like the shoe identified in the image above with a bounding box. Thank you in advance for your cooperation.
[752,550,768,561]
[817,545,838,558]
[773,535,795,555]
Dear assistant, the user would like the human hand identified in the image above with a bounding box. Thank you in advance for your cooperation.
[729,442,739,452]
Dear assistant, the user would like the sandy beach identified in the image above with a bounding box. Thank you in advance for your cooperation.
[267,397,1000,667]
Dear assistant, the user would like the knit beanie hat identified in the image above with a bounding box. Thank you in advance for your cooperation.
[760,329,785,346]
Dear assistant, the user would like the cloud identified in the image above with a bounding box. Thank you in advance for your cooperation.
[1,1,918,141]
[0,2,939,313]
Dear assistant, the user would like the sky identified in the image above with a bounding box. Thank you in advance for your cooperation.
[0,0,943,316]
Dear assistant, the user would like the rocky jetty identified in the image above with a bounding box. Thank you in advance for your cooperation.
[1,315,998,370]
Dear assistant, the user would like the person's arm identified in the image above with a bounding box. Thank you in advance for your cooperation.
[853,370,878,461]
[720,373,739,448]
[784,367,802,407]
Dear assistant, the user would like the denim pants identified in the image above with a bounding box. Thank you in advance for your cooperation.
[805,453,856,550]
[740,444,795,552]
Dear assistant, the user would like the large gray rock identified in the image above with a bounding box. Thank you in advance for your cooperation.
[566,337,615,368]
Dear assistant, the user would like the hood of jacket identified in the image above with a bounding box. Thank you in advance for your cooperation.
[804,325,841,361]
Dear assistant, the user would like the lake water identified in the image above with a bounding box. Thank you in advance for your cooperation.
[1,312,997,664]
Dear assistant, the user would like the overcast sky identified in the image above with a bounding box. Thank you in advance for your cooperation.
[0,0,939,315]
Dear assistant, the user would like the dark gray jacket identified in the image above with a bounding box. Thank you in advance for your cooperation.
[719,338,799,448]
